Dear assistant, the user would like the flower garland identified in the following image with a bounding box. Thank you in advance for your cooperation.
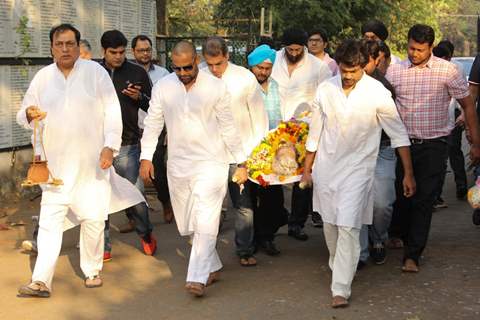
[246,120,309,187]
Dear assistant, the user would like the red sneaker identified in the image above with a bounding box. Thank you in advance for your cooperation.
[103,251,112,262]
[141,235,157,256]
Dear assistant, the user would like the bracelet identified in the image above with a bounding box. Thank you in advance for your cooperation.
[237,163,246,168]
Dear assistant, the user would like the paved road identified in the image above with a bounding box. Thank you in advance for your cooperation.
[1,175,480,320]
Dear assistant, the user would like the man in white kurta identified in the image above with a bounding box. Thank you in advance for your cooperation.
[139,41,246,296]
[17,24,144,297]
[201,36,268,265]
[301,39,415,308]
[271,28,332,240]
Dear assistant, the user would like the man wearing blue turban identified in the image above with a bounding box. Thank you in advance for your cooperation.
[247,44,288,256]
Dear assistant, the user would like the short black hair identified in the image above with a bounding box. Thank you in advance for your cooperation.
[101,30,128,49]
[308,28,329,43]
[132,35,152,49]
[437,40,454,56]
[407,24,435,46]
[378,41,391,59]
[362,40,381,60]
[202,36,228,57]
[49,23,81,45]
[433,45,451,59]
[335,39,369,68]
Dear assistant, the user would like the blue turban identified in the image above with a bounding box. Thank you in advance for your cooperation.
[248,44,276,67]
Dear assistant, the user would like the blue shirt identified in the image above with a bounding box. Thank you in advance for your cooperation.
[261,78,282,130]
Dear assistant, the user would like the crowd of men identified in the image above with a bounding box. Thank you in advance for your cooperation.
[15,19,480,309]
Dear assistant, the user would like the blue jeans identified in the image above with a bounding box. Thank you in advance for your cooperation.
[104,144,153,252]
[360,145,397,261]
[228,164,255,257]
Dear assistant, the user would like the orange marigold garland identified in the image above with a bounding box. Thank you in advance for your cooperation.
[246,120,309,187]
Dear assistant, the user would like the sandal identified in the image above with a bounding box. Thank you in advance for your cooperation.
[18,281,50,298]
[331,295,349,308]
[206,271,221,287]
[185,282,205,297]
[85,275,103,288]
[401,259,419,273]
[239,255,257,267]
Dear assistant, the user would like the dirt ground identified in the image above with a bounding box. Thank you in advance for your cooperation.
[1,173,480,320]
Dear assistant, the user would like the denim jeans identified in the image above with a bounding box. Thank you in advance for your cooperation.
[360,145,397,261]
[228,164,255,257]
[104,144,153,252]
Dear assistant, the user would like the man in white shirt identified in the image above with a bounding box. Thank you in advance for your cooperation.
[300,39,415,308]
[17,24,145,297]
[271,28,332,241]
[132,34,174,224]
[139,41,247,297]
[201,36,268,267]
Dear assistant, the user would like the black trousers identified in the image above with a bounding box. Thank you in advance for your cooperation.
[151,128,170,205]
[392,139,448,264]
[288,182,312,230]
[254,185,289,242]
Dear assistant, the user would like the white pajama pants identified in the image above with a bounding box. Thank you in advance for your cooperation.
[31,204,104,290]
[186,233,222,285]
[323,222,361,299]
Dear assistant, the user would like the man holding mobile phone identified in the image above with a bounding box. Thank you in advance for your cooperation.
[100,30,156,260]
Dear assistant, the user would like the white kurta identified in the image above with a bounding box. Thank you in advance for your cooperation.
[140,70,245,236]
[271,48,332,120]
[17,59,145,230]
[306,74,410,229]
[203,62,268,158]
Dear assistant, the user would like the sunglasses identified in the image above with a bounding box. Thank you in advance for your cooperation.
[171,64,194,72]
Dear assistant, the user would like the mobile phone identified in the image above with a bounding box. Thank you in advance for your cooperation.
[126,80,142,87]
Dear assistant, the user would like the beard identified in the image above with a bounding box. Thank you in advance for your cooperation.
[177,66,199,85]
[285,50,304,64]
[255,75,268,84]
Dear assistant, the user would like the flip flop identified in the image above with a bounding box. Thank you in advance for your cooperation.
[18,281,50,298]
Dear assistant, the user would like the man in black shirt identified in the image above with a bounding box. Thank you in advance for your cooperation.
[100,30,156,258]
[358,40,399,268]
[468,54,480,225]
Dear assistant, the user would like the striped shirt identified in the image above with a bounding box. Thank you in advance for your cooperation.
[386,55,469,139]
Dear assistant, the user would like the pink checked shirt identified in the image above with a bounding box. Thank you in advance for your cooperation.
[386,55,469,139]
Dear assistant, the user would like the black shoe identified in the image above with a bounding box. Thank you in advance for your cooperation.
[473,209,480,226]
[258,240,280,256]
[288,228,309,241]
[456,188,467,200]
[311,212,323,228]
[356,260,367,271]
[370,244,386,265]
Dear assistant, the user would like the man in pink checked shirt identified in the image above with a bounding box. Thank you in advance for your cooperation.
[386,24,480,273]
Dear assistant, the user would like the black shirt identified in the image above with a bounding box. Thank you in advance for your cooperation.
[371,69,396,144]
[469,54,480,113]
[100,59,152,146]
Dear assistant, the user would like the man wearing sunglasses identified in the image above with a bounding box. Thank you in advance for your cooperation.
[139,41,246,297]
[201,36,268,268]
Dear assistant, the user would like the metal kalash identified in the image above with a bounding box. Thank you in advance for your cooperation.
[21,118,63,187]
